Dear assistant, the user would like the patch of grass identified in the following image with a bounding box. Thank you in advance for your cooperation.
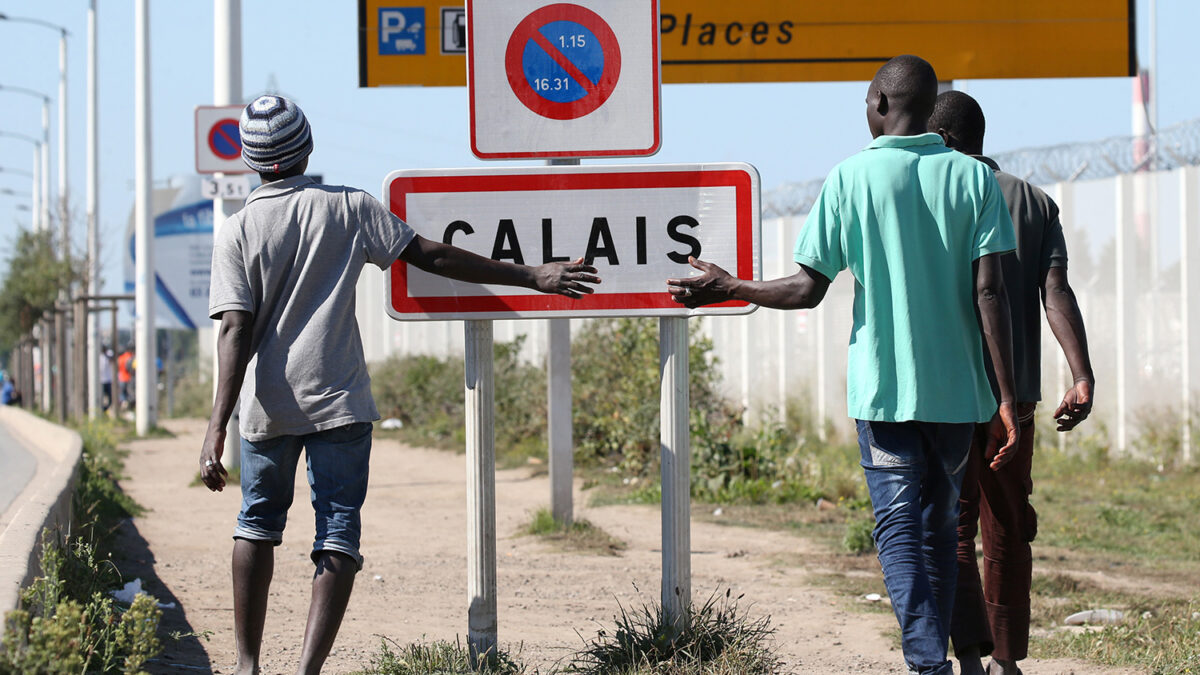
[1033,422,1200,567]
[568,589,780,675]
[524,507,626,556]
[1028,570,1200,674]
[353,636,525,674]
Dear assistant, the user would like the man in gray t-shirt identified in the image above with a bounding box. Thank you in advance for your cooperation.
[930,91,1095,675]
[199,95,598,675]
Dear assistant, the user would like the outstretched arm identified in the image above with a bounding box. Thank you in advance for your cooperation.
[1041,266,1094,431]
[976,252,1019,469]
[667,257,831,310]
[199,310,253,492]
[399,234,599,297]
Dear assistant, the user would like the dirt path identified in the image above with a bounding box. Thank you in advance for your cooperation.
[116,419,1134,674]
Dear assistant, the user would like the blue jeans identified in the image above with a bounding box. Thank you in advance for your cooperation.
[234,422,373,569]
[857,419,974,675]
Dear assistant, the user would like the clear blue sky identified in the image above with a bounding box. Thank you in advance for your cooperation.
[1,1,1197,296]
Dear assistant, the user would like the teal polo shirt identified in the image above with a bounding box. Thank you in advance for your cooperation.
[794,133,1016,423]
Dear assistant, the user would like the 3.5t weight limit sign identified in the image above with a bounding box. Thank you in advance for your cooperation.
[506,4,621,120]
[469,0,661,159]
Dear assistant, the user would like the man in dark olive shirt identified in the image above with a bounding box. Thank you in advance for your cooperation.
[929,91,1096,675]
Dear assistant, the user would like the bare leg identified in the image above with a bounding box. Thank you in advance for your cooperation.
[296,551,358,675]
[233,539,275,675]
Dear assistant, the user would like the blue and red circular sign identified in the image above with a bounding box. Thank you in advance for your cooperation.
[504,4,621,120]
[208,118,242,160]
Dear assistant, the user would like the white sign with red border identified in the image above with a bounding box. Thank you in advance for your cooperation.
[195,105,251,174]
[384,163,759,320]
[467,0,661,160]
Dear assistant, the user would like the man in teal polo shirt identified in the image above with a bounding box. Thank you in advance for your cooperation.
[667,55,1019,675]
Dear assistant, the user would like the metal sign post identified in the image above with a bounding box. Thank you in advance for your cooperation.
[464,319,498,664]
[659,315,690,632]
[547,157,579,527]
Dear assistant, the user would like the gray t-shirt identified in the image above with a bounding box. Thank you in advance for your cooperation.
[209,176,415,440]
[976,156,1069,403]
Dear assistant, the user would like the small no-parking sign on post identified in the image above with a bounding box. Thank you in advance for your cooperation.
[195,105,251,174]
[467,0,661,159]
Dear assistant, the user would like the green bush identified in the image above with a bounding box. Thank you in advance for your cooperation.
[371,337,547,464]
[572,318,733,476]
[841,516,876,555]
[1,536,162,674]
[372,319,867,507]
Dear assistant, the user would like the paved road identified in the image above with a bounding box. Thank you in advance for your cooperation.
[0,419,37,518]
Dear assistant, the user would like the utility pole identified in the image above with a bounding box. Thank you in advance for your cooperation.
[87,0,101,417]
[134,0,157,434]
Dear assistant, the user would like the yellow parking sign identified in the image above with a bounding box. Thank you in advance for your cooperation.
[359,0,469,87]
[358,0,1135,87]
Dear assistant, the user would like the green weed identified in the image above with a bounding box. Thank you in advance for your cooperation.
[568,589,780,675]
[353,636,525,674]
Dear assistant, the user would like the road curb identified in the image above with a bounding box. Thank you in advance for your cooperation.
[0,407,82,615]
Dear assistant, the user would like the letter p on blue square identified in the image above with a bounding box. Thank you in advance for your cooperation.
[379,7,426,55]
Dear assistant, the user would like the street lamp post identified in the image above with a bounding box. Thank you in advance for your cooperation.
[0,14,69,258]
[0,130,44,232]
[0,85,53,232]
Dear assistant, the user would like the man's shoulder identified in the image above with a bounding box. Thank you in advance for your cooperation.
[994,169,1058,216]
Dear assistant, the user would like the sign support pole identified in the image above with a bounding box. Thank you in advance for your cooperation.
[547,157,578,526]
[465,319,498,664]
[213,0,244,468]
[659,316,690,635]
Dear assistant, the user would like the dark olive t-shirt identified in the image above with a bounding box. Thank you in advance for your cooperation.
[975,155,1069,403]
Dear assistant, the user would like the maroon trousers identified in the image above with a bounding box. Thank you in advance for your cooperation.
[952,403,1038,661]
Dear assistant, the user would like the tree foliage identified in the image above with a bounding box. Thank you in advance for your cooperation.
[0,229,77,354]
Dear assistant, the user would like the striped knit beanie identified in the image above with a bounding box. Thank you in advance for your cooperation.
[239,95,313,173]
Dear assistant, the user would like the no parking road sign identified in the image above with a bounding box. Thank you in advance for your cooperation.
[195,105,251,174]
[468,0,661,159]
[384,163,760,320]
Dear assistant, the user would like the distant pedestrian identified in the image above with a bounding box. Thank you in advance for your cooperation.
[100,346,114,412]
[199,95,599,675]
[1,371,19,406]
[666,55,1020,675]
[117,344,135,408]
[929,90,1095,675]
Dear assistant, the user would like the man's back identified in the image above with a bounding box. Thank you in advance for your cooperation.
[982,160,1068,402]
[209,176,413,440]
[795,133,1015,424]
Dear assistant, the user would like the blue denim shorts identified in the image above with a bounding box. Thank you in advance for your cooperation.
[234,422,372,569]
